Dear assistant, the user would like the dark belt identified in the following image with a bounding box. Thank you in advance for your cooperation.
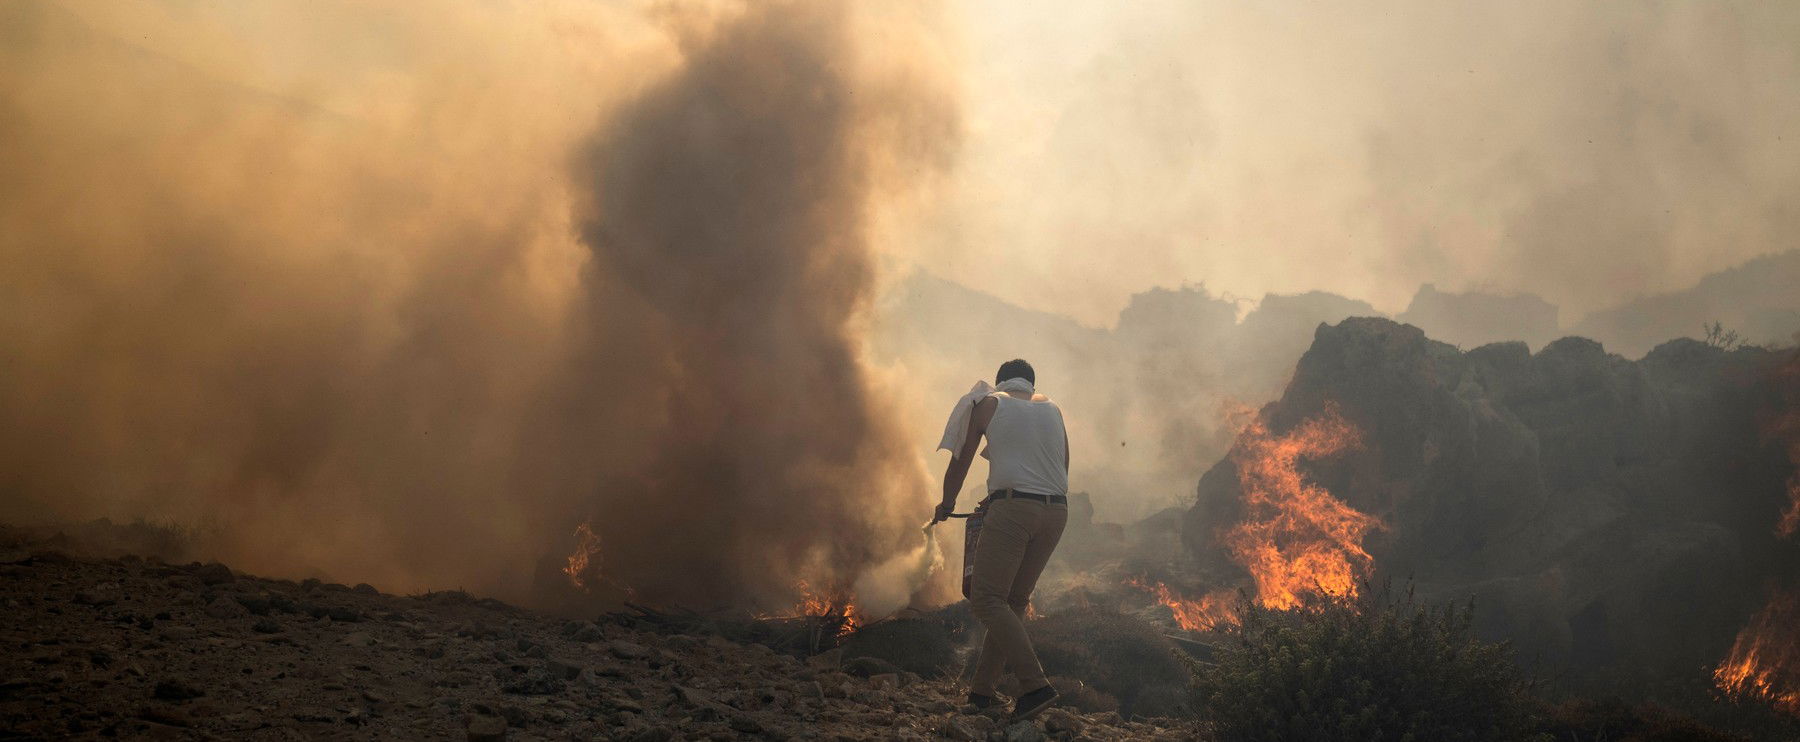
[987,489,1067,506]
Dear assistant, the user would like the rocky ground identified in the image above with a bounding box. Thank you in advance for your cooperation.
[0,547,1195,741]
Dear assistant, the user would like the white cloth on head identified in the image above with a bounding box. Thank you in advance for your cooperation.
[937,377,1038,461]
[937,380,994,460]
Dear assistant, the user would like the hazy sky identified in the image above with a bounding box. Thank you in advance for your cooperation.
[913,1,1800,326]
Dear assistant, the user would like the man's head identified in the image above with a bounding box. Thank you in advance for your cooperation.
[996,358,1035,386]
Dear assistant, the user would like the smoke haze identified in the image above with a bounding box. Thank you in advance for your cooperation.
[0,1,956,608]
[5,1,1800,612]
[919,1,1800,326]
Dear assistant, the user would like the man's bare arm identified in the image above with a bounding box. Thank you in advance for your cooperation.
[938,397,997,520]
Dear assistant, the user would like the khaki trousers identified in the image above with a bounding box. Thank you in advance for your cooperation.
[968,496,1068,696]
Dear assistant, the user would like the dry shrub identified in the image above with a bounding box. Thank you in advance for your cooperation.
[1029,607,1189,718]
[840,619,956,677]
[1536,699,1753,742]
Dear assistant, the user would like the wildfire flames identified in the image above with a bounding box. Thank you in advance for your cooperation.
[562,522,603,590]
[756,579,862,638]
[1120,406,1374,632]
[1714,352,1800,715]
[1714,588,1800,716]
[1224,404,1380,610]
[1125,577,1238,632]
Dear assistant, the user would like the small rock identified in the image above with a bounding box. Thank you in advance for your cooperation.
[233,594,272,615]
[194,563,234,585]
[1041,708,1085,736]
[841,656,900,678]
[1003,720,1046,742]
[867,673,899,690]
[727,714,763,734]
[138,705,191,727]
[204,596,249,620]
[607,640,650,660]
[501,671,563,696]
[943,714,994,741]
[159,625,198,641]
[0,550,30,565]
[493,704,529,727]
[341,632,376,647]
[572,624,605,642]
[74,583,121,606]
[252,618,281,634]
[152,679,203,701]
[545,660,581,681]
[352,583,379,595]
[629,725,674,742]
[671,684,713,707]
[466,714,507,742]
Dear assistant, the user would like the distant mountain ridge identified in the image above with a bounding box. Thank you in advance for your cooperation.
[874,250,1800,520]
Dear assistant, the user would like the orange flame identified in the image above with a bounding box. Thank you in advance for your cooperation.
[772,579,861,637]
[1225,404,1380,610]
[1125,577,1239,631]
[1714,588,1800,716]
[562,522,603,590]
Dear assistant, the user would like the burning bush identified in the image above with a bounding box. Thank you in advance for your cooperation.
[1186,586,1536,742]
[1030,607,1191,718]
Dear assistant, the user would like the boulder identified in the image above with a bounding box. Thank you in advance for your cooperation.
[1184,317,1798,674]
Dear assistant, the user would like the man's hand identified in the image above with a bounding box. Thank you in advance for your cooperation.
[932,501,956,524]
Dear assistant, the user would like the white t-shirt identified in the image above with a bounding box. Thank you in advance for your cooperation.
[983,393,1069,497]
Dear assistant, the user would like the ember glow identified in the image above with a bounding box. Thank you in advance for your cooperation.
[1224,405,1380,610]
[1125,577,1238,632]
[769,579,862,637]
[562,522,603,591]
[1714,588,1800,716]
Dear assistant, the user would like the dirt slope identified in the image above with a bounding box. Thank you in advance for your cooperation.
[0,548,1192,741]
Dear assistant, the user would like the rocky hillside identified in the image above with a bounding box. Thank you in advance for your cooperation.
[0,546,1194,741]
[1185,317,1799,679]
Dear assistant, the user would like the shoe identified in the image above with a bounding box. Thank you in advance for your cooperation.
[961,692,1001,713]
[1009,684,1058,721]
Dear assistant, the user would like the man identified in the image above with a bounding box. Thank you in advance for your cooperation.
[932,358,1070,721]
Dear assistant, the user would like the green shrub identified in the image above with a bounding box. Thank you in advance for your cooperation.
[1186,585,1539,742]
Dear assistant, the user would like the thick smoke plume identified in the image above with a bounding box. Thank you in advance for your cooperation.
[558,2,957,608]
[0,1,956,609]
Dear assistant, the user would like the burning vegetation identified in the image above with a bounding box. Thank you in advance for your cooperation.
[1222,403,1378,610]
[1123,577,1237,632]
[561,522,603,591]
[1715,588,1800,716]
